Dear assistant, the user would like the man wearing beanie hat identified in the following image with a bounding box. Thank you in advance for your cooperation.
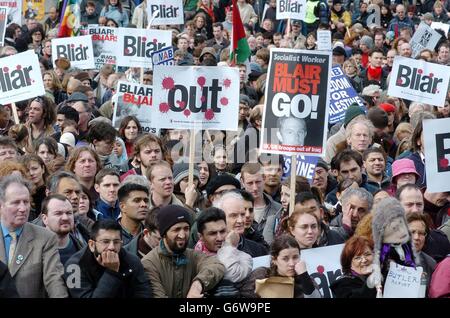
[313,158,338,197]
[141,205,225,298]
[206,174,241,203]
[324,103,366,163]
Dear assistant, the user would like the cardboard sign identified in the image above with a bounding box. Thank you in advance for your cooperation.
[387,56,450,107]
[383,261,423,298]
[1,0,21,25]
[0,7,7,46]
[146,0,184,26]
[260,49,331,156]
[88,26,118,70]
[431,22,449,37]
[252,244,343,298]
[0,50,45,104]
[152,46,174,66]
[282,154,319,183]
[152,65,240,130]
[117,28,172,69]
[410,23,441,58]
[112,81,159,135]
[276,0,306,20]
[423,118,450,193]
[52,35,95,70]
[317,30,332,51]
[329,66,366,124]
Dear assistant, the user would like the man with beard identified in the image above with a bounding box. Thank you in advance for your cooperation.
[118,183,150,245]
[142,205,225,298]
[42,194,84,265]
[64,219,152,298]
[363,148,390,190]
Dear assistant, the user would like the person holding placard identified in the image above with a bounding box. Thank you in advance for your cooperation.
[240,234,321,298]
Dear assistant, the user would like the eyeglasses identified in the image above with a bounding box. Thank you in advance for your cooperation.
[353,252,373,263]
[94,239,123,246]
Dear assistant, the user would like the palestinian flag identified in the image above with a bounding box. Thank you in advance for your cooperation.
[58,0,82,37]
[230,0,251,65]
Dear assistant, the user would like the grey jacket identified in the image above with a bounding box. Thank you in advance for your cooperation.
[256,193,281,244]
[0,223,68,298]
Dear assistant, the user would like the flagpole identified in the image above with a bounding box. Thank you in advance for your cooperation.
[141,9,160,84]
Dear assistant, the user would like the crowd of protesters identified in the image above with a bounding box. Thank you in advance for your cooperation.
[0,0,449,298]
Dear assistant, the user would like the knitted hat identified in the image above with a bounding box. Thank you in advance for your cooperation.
[423,12,434,21]
[344,103,366,128]
[157,205,192,236]
[239,94,251,106]
[391,158,420,181]
[360,35,374,50]
[367,107,388,129]
[206,174,241,197]
[316,158,329,171]
[173,162,199,186]
[361,84,381,97]
[332,46,346,57]
[379,103,396,113]
[54,57,71,70]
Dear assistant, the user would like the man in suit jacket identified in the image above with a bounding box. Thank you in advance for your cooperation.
[0,175,68,298]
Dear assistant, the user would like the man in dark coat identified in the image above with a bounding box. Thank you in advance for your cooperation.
[0,261,18,298]
[64,220,152,298]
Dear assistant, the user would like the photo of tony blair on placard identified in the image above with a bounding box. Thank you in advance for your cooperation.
[261,48,331,156]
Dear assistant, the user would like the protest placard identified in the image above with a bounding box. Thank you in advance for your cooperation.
[22,0,44,21]
[387,56,450,107]
[0,7,7,46]
[146,0,184,26]
[260,49,331,156]
[152,46,174,66]
[431,21,449,37]
[329,66,366,124]
[112,81,159,135]
[0,50,45,104]
[302,244,344,298]
[117,28,172,69]
[88,26,118,70]
[252,244,343,298]
[317,30,331,51]
[282,154,319,183]
[423,118,450,193]
[276,0,306,20]
[52,35,95,70]
[410,22,441,58]
[1,0,21,25]
[383,261,423,298]
[152,65,240,130]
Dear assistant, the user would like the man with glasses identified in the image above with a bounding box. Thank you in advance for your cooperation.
[64,219,152,298]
